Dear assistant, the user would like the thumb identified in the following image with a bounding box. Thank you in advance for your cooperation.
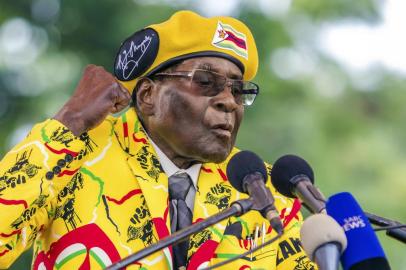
[111,82,131,113]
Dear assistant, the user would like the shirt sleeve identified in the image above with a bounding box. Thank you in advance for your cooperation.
[0,119,89,268]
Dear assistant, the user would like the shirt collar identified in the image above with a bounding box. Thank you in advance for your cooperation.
[148,137,201,188]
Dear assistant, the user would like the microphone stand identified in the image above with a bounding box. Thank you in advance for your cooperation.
[105,199,253,270]
[365,212,406,244]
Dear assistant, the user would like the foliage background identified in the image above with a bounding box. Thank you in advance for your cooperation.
[0,0,405,269]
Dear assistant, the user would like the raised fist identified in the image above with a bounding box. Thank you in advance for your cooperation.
[54,65,131,136]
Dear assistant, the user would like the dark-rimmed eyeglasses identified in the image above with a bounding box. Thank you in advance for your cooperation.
[151,69,259,106]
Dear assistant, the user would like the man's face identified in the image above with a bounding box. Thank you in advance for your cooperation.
[147,57,245,167]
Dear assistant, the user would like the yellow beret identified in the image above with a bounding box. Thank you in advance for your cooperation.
[114,10,258,93]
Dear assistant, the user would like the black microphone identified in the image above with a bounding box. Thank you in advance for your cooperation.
[270,154,393,269]
[270,154,326,213]
[270,154,340,270]
[226,150,283,234]
[270,154,406,244]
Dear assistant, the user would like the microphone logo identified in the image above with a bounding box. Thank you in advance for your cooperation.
[342,215,366,232]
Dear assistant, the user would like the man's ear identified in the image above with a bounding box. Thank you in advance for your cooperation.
[135,77,156,116]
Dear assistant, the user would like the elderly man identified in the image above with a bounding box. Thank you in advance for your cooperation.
[0,11,316,270]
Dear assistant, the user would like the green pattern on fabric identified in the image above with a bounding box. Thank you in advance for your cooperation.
[80,168,104,207]
[41,125,50,143]
[121,114,127,126]
[235,216,250,236]
[55,249,87,269]
[209,226,223,239]
[215,253,239,259]
[163,250,173,270]
[89,249,107,269]
[134,118,140,133]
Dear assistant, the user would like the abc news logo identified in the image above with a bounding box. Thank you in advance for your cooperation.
[342,215,366,231]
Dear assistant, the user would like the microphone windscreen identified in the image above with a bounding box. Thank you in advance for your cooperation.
[270,154,314,198]
[326,192,391,270]
[226,151,267,193]
[300,213,347,261]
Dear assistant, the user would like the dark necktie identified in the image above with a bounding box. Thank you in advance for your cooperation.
[168,172,195,270]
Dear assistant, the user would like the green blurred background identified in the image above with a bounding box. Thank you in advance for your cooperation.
[1,0,405,269]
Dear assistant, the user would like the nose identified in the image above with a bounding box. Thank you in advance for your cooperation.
[211,83,240,112]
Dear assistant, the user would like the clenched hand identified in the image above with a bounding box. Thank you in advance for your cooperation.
[54,65,131,136]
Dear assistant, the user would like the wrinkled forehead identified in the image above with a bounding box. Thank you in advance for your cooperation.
[168,57,243,79]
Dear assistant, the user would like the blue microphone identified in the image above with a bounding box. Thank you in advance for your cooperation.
[326,192,391,270]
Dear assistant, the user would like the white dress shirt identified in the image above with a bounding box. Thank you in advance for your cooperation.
[148,138,201,212]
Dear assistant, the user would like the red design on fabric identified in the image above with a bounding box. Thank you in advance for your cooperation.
[163,199,169,224]
[282,199,301,227]
[44,143,78,157]
[58,168,79,177]
[238,239,243,248]
[105,189,142,205]
[239,265,251,270]
[243,238,249,249]
[152,216,173,257]
[32,224,121,270]
[0,197,28,209]
[279,208,287,220]
[217,169,227,181]
[132,134,147,144]
[192,218,204,224]
[0,249,9,257]
[78,251,91,270]
[152,217,170,241]
[187,239,219,270]
[201,167,213,173]
[0,229,21,237]
[123,122,129,138]
[267,199,302,233]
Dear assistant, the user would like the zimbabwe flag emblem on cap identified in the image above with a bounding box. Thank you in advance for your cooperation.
[212,21,248,59]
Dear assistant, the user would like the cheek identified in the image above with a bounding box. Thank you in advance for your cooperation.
[165,90,208,126]
[233,108,244,133]
[152,91,179,125]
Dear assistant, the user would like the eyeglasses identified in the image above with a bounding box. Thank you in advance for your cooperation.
[152,69,259,106]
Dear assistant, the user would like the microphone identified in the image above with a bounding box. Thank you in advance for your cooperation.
[270,154,326,213]
[226,150,283,234]
[270,154,406,243]
[326,192,391,270]
[270,154,344,269]
[300,213,347,270]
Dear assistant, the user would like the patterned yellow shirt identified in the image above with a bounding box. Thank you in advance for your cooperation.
[0,108,316,270]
